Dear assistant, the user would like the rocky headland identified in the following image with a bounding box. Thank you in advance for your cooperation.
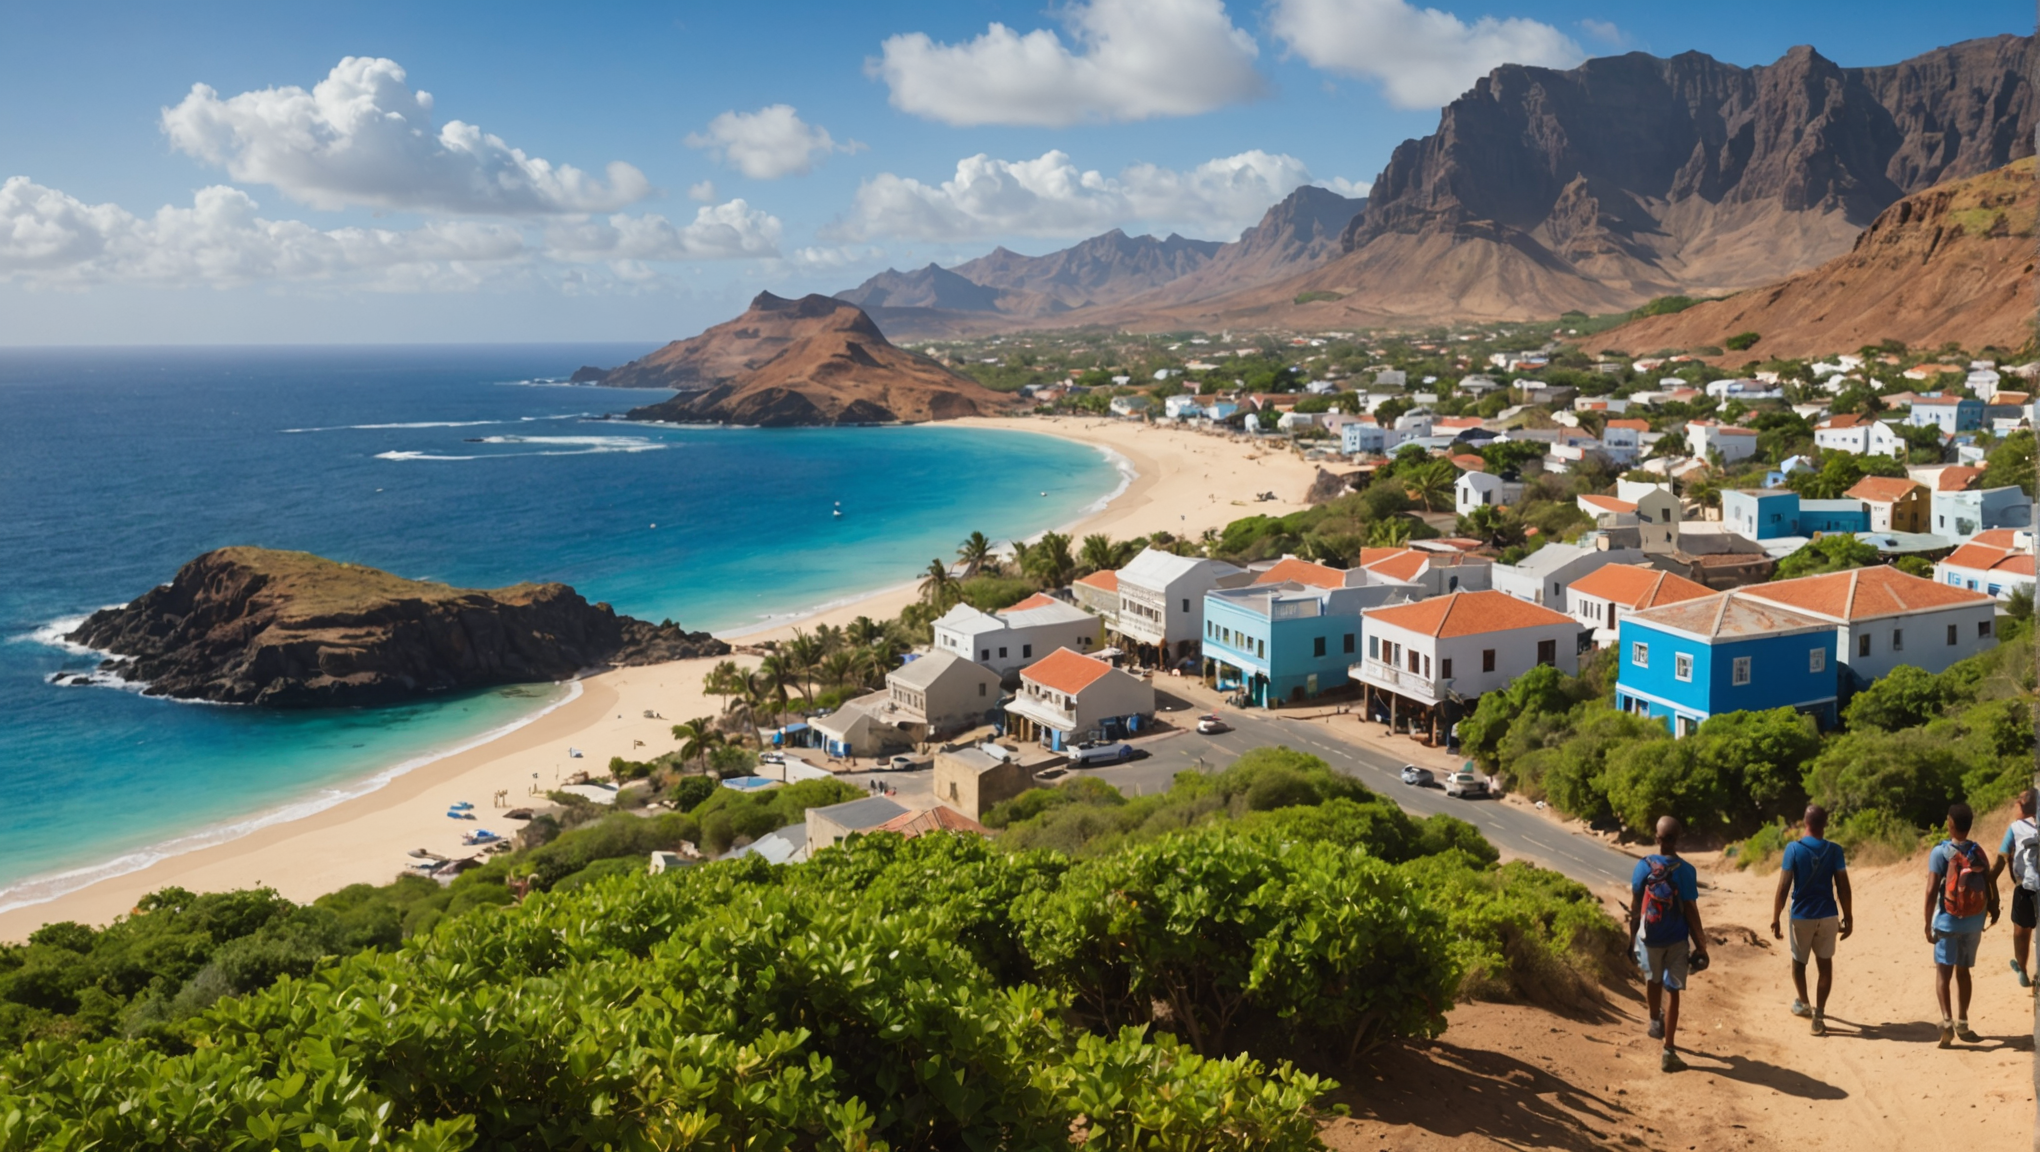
[61,547,728,707]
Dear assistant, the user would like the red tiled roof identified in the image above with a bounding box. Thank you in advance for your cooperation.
[1364,590,1575,637]
[1992,391,2030,405]
[1568,563,1713,609]
[1074,569,1119,592]
[1819,414,1872,429]
[1357,546,1406,567]
[1741,565,1992,621]
[1579,495,1637,513]
[1434,416,1486,429]
[1000,593,1061,613]
[1255,557,1347,589]
[1845,476,1924,503]
[873,806,991,838]
[1606,419,1651,431]
[1971,529,2023,549]
[1361,549,1428,583]
[1450,454,1487,471]
[1021,648,1116,695]
[1942,543,2036,577]
[1935,466,1984,492]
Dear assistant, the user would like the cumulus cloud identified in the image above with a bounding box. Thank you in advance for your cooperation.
[1269,0,1584,109]
[872,0,1263,127]
[687,180,719,203]
[159,56,650,215]
[1577,18,1626,47]
[685,105,857,180]
[543,200,783,262]
[825,150,1314,242]
[1321,177,1371,198]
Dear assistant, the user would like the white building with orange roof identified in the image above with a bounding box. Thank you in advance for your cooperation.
[1071,568,1120,624]
[1576,493,1638,522]
[1353,590,1582,744]
[1813,413,1906,457]
[932,594,1101,681]
[1491,541,1644,607]
[1934,530,2036,601]
[1683,419,1760,464]
[1357,546,1493,596]
[1738,565,1998,685]
[1600,418,1650,464]
[1005,648,1156,751]
[1844,475,1928,532]
[1565,563,1714,647]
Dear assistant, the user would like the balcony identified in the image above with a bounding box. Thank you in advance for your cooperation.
[1005,693,1076,733]
[1353,658,1443,704]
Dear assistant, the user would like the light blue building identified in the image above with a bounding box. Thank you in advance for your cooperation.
[1202,568,1403,707]
[1723,489,1868,540]
[1614,591,1839,737]
[1796,499,1871,534]
[1909,395,1984,433]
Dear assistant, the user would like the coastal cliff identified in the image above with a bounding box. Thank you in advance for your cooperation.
[62,548,728,707]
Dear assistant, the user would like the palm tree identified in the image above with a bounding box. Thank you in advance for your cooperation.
[702,660,747,713]
[813,622,845,656]
[752,654,795,717]
[1367,517,1413,547]
[919,558,958,608]
[1402,458,1456,512]
[783,629,824,704]
[846,615,887,648]
[819,651,858,695]
[957,531,996,577]
[670,716,725,772]
[1007,538,1034,578]
[1026,531,1077,588]
[854,643,897,688]
[1078,533,1121,575]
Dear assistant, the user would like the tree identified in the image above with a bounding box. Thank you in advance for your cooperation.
[1025,531,1077,588]
[1078,533,1135,575]
[1367,517,1413,547]
[1401,458,1457,512]
[670,716,725,772]
[1982,429,2036,497]
[1844,664,1947,731]
[957,531,996,577]
[1457,504,1525,550]
[1804,727,1967,829]
[1477,441,1546,480]
[818,651,858,695]
[702,660,747,714]
[1725,332,1761,351]
[782,628,823,704]
[1773,536,1882,580]
[918,557,958,608]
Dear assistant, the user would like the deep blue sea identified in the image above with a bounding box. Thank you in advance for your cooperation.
[0,345,1121,908]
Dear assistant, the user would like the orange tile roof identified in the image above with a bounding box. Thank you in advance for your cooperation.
[1942,543,2036,576]
[1741,565,1992,621]
[1579,494,1638,513]
[1606,418,1651,431]
[1449,454,1487,471]
[1819,414,1872,428]
[1361,548,1428,583]
[1255,557,1347,589]
[1845,476,1924,503]
[1435,416,1486,429]
[1364,590,1576,637]
[1935,466,1984,492]
[1357,546,1406,567]
[1568,563,1713,609]
[1000,593,1061,614]
[1971,529,2024,549]
[1992,391,2030,405]
[873,805,992,838]
[1021,647,1116,695]
[1074,569,1119,592]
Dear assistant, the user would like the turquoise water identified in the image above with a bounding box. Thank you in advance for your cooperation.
[0,346,1120,907]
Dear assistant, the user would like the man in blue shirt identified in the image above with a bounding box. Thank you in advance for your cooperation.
[1628,815,1709,1073]
[1769,805,1852,1036]
[1924,802,1999,1047]
[1988,789,2038,987]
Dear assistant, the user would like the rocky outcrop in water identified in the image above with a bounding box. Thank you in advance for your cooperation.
[62,547,728,707]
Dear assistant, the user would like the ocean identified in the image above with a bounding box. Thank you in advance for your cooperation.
[0,345,1122,909]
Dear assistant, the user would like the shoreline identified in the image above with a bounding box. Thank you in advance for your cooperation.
[0,417,1318,938]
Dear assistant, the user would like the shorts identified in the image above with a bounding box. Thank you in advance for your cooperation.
[1636,935,1690,991]
[2013,887,2036,931]
[1934,929,1982,968]
[1789,916,1839,963]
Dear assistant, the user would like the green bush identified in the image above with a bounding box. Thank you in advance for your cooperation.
[1725,331,1761,351]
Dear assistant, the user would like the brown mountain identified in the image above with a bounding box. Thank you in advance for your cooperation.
[1165,35,2035,330]
[60,548,727,707]
[593,291,865,390]
[1599,157,2037,359]
[624,294,1013,426]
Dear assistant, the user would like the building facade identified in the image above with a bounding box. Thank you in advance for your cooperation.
[1615,592,1839,736]
[1004,648,1157,750]
[932,595,1100,680]
[1352,591,1580,745]
[1112,548,1249,665]
[1738,566,1999,685]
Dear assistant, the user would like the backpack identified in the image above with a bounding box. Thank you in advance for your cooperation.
[1640,855,1685,942]
[1940,840,1991,919]
[2011,819,2040,894]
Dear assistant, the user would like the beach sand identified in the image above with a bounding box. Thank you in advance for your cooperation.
[0,417,1322,938]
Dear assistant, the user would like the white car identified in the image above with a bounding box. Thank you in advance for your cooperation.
[1444,771,1489,799]
[1196,714,1230,735]
[1069,742,1136,767]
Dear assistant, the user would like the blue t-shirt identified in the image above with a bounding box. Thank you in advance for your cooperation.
[1780,836,1846,920]
[1631,855,1700,945]
[1929,840,1988,934]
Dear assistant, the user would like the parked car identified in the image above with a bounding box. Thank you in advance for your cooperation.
[1032,766,1071,785]
[759,752,785,765]
[1069,741,1136,767]
[1196,713,1230,735]
[1444,771,1489,799]
[1399,765,1434,787]
[886,754,932,772]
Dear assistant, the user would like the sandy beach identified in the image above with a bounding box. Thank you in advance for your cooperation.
[0,417,1321,938]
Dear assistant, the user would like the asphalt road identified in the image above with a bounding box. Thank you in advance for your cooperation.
[1077,695,1639,888]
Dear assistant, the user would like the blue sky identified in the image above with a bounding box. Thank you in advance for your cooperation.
[0,0,2027,344]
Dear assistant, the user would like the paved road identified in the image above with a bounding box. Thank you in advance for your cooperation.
[1077,694,1638,888]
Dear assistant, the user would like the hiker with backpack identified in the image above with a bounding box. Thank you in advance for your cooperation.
[1989,788,2038,988]
[1628,815,1709,1073]
[1924,802,1998,1046]
[1770,804,1852,1036]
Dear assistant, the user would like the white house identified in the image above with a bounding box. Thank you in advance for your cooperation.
[1353,591,1581,744]
[1113,548,1249,664]
[884,650,1003,739]
[1566,562,1714,647]
[1340,417,1411,456]
[1004,648,1157,751]
[1931,485,2034,541]
[1684,420,1760,464]
[1813,414,1906,457]
[1455,470,1524,515]
[1375,369,1408,387]
[1163,395,1205,420]
[1969,368,2005,400]
[1491,542,1646,607]
[1600,419,1649,465]
[932,593,1101,679]
[1357,547,1494,596]
[1738,566,1998,686]
[1934,530,2037,600]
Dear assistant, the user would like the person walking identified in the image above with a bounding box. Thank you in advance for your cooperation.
[1925,802,1998,1046]
[1770,805,1852,1035]
[1628,815,1709,1072]
[1990,788,2038,988]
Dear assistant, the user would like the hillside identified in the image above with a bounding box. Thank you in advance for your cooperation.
[587,291,868,390]
[623,293,1014,426]
[1600,157,2037,358]
[61,547,727,706]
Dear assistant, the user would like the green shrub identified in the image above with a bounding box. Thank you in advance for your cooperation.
[1725,331,1761,351]
[1294,289,1344,305]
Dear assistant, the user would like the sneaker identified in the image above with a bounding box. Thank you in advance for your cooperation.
[1648,1016,1664,1039]
[2012,960,2031,988]
[1660,1049,1687,1073]
[1939,1019,1955,1049]
[1811,1011,1826,1037]
[1955,1021,1982,1044]
[1789,999,1812,1018]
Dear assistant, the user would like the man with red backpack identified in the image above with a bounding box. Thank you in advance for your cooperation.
[1628,815,1709,1073]
[1924,802,1999,1046]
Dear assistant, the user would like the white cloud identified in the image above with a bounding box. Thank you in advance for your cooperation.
[788,244,885,272]
[685,105,857,180]
[872,0,1263,127]
[543,200,783,262]
[1321,177,1372,198]
[688,180,719,203]
[825,150,1314,242]
[1269,0,1585,109]
[1577,18,1626,47]
[160,56,651,215]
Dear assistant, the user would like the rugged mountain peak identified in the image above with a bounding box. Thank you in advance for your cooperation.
[590,292,881,390]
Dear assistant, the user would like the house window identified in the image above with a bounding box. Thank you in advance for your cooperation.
[1343,633,1355,654]
[1369,636,1380,659]
[1314,636,1327,658]
[1980,619,1994,637]
[1448,576,1460,591]
[981,649,990,661]
[1423,655,1432,677]
[1891,629,1903,652]
[1482,648,1496,672]
[1857,634,1870,657]
[1182,598,1190,613]
[1632,641,1648,668]
[1732,656,1751,686]
[999,647,1008,658]
[1810,648,1825,673]
[1536,639,1556,666]
[1946,625,1957,647]
[1023,644,1033,658]
[1675,653,1693,682]
[978,683,987,697]
[1257,639,1266,658]
[1442,658,1453,678]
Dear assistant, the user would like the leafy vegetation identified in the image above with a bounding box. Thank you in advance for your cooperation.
[1293,290,1344,305]
[1772,535,1884,580]
[1724,331,1761,351]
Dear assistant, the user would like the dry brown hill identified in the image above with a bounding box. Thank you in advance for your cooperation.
[593,292,862,390]
[1600,157,2036,358]
[623,294,1013,426]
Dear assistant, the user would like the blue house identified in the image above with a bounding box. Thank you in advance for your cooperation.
[1202,560,1400,706]
[1909,395,1984,433]
[1722,489,1868,540]
[1795,499,1871,535]
[1614,591,1839,737]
